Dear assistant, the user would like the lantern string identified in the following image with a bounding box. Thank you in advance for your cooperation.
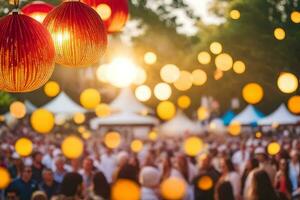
[13,0,20,10]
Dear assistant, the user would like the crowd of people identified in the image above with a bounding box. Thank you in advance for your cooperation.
[1,123,300,200]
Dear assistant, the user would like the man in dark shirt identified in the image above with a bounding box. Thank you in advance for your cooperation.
[39,168,60,199]
[7,165,38,200]
[31,152,44,183]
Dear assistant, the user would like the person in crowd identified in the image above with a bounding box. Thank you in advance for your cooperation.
[219,157,241,200]
[160,152,173,181]
[116,163,139,183]
[7,166,38,200]
[39,168,60,199]
[255,147,276,184]
[247,169,280,200]
[111,151,129,183]
[232,143,250,174]
[31,152,45,183]
[31,191,47,200]
[98,148,117,184]
[241,158,259,195]
[79,157,95,191]
[274,158,293,199]
[139,166,161,200]
[87,171,110,200]
[52,172,83,200]
[215,181,235,200]
[8,152,24,179]
[289,149,300,192]
[53,156,67,184]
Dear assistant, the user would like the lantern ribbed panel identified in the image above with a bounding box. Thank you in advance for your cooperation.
[83,0,128,33]
[21,1,54,14]
[0,13,55,92]
[43,1,107,67]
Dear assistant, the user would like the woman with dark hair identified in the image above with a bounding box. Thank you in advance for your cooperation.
[241,158,259,195]
[215,181,235,200]
[248,169,280,200]
[219,158,241,200]
[87,171,110,200]
[116,163,139,183]
[52,172,83,200]
[274,159,293,199]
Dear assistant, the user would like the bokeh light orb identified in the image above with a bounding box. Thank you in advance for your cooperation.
[274,28,285,40]
[135,85,152,102]
[288,96,300,114]
[104,131,121,149]
[43,1,107,67]
[233,61,246,74]
[133,68,147,85]
[73,113,86,124]
[154,83,172,101]
[96,64,110,83]
[31,109,54,134]
[144,52,157,65]
[277,72,298,94]
[130,139,143,153]
[160,177,186,200]
[0,13,55,92]
[160,64,180,83]
[242,83,264,104]
[80,88,101,109]
[198,176,213,190]
[15,137,33,157]
[82,131,91,140]
[197,107,209,120]
[192,69,207,86]
[44,81,60,97]
[156,101,176,120]
[256,131,262,138]
[230,9,240,20]
[183,137,204,156]
[10,101,26,119]
[61,136,84,159]
[228,122,241,136]
[95,103,111,117]
[291,11,300,23]
[174,71,193,91]
[215,53,233,71]
[210,42,222,55]
[148,131,158,141]
[177,95,191,109]
[214,69,224,80]
[197,51,211,65]
[0,167,10,189]
[21,1,54,23]
[267,142,281,155]
[112,179,140,200]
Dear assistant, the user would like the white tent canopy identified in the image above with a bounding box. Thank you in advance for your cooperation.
[90,112,158,130]
[110,88,152,114]
[160,110,203,137]
[42,92,86,115]
[231,105,264,125]
[25,100,37,113]
[258,104,300,125]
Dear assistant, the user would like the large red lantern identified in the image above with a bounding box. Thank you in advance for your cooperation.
[21,1,54,23]
[43,1,107,67]
[0,12,55,92]
[83,0,129,33]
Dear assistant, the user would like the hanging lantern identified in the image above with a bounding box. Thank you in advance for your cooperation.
[21,1,54,23]
[0,12,55,92]
[83,0,128,33]
[43,1,107,67]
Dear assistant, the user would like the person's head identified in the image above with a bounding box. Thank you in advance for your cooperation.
[117,163,139,183]
[220,158,235,174]
[70,159,80,172]
[290,149,298,162]
[216,181,235,200]
[250,169,278,200]
[21,166,32,182]
[93,171,110,199]
[5,187,20,200]
[32,152,43,163]
[279,158,288,171]
[117,151,129,167]
[199,154,212,170]
[31,191,47,200]
[42,168,53,184]
[139,166,161,188]
[12,152,22,166]
[55,156,65,171]
[255,147,268,163]
[60,172,83,197]
[246,158,259,171]
[83,157,93,172]
[175,153,189,181]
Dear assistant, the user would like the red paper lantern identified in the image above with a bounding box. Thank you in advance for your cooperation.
[0,13,55,92]
[21,1,54,23]
[83,0,128,33]
[43,1,107,67]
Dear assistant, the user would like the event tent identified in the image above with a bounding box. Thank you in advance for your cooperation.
[110,88,152,114]
[222,110,235,125]
[231,105,264,125]
[90,112,158,130]
[258,104,300,125]
[160,110,202,137]
[42,92,86,115]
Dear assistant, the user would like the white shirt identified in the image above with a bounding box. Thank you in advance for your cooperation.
[97,153,117,184]
[141,187,159,200]
[224,172,241,199]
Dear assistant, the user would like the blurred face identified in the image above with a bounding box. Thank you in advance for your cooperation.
[255,154,265,162]
[56,159,64,171]
[83,159,93,171]
[22,167,32,182]
[220,159,228,173]
[43,170,53,183]
[279,159,287,171]
[35,153,43,163]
